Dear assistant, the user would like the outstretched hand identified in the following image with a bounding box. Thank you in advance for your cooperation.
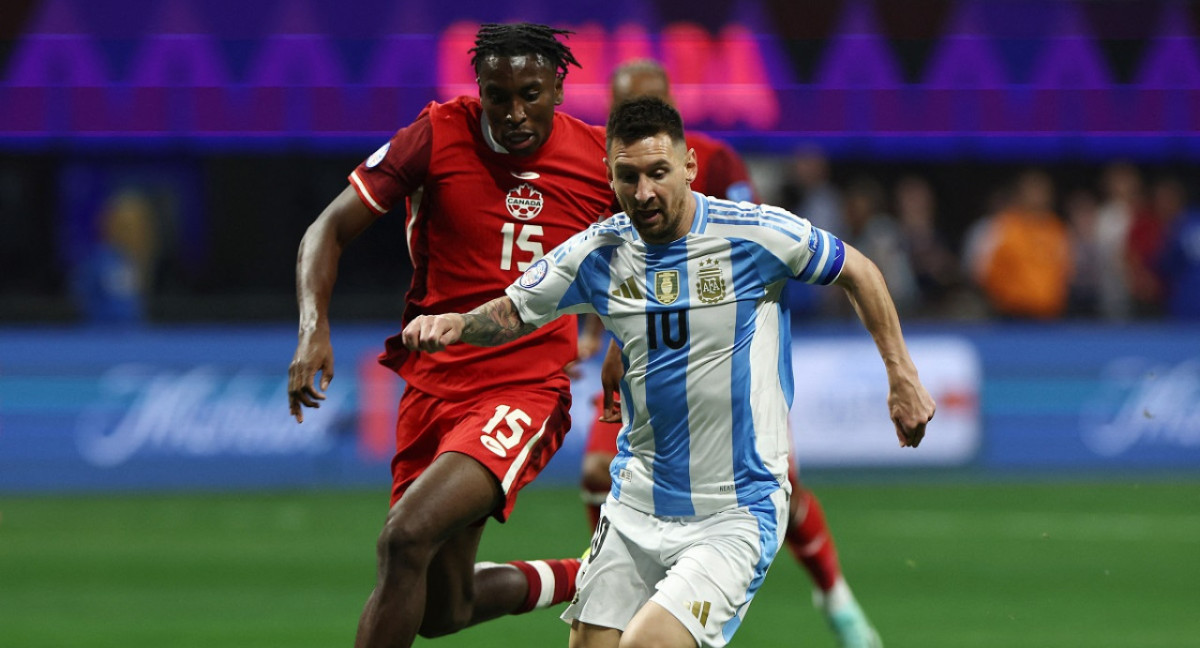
[402,313,466,353]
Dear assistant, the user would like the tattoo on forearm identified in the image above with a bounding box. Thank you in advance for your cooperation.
[461,298,536,346]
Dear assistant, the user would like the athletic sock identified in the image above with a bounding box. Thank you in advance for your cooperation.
[816,576,855,613]
[509,558,582,613]
[785,489,842,592]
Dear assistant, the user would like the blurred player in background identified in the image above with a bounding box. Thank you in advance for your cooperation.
[609,59,757,204]
[575,59,888,648]
[288,23,614,648]
[401,96,934,648]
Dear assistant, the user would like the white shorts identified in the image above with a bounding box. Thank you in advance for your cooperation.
[561,488,789,648]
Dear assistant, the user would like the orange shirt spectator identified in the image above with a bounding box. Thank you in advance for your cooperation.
[977,171,1074,319]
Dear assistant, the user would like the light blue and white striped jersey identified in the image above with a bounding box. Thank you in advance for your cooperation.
[506,193,846,517]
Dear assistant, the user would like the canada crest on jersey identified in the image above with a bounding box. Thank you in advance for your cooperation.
[654,270,680,305]
[506,182,544,221]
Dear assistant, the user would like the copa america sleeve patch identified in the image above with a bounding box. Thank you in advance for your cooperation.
[366,142,390,168]
[518,258,550,288]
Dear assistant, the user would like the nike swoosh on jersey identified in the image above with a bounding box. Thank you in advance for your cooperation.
[510,171,541,180]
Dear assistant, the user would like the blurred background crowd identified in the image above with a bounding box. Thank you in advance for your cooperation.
[7,150,1196,326]
[2,0,1199,327]
[761,154,1200,322]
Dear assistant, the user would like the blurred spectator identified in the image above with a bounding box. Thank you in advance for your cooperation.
[1126,176,1184,317]
[782,145,844,318]
[1064,188,1103,317]
[71,189,158,325]
[974,169,1073,319]
[790,144,844,235]
[1156,182,1200,320]
[1094,161,1143,319]
[960,184,1010,285]
[893,174,961,315]
[842,176,918,315]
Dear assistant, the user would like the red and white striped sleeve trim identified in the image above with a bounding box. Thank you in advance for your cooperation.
[349,169,387,214]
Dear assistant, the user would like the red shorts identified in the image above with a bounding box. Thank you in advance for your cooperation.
[584,392,623,455]
[390,383,572,522]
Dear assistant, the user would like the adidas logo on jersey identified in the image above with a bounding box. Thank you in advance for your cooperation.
[612,277,643,300]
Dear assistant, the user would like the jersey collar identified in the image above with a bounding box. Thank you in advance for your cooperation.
[690,191,709,235]
[481,112,509,154]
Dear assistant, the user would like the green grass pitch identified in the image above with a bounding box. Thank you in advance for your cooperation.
[2,480,1198,647]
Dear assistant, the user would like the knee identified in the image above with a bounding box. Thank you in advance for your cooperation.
[376,513,437,569]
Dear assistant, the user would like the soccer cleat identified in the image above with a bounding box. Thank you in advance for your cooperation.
[813,580,883,648]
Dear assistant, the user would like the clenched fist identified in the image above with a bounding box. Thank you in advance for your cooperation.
[402,313,466,353]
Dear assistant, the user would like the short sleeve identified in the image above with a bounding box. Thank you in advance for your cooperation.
[795,225,846,285]
[347,109,433,214]
[506,227,609,326]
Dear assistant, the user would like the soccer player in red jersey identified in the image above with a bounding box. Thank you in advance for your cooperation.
[287,24,610,648]
[575,59,885,648]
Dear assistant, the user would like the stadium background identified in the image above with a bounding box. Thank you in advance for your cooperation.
[1,0,1198,646]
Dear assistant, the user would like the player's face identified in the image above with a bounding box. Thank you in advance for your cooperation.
[607,132,698,245]
[477,54,563,157]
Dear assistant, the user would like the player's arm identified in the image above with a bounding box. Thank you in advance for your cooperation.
[288,187,382,422]
[598,339,623,422]
[405,222,604,353]
[401,295,538,353]
[833,243,936,448]
[288,113,431,422]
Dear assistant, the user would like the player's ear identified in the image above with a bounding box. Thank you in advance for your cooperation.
[604,158,614,186]
[685,148,698,184]
[553,76,565,105]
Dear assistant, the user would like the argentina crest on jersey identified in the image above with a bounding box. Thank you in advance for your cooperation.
[654,271,680,305]
[695,258,727,304]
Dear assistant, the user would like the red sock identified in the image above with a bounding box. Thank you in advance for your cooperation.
[582,487,607,531]
[785,488,842,592]
[510,558,582,613]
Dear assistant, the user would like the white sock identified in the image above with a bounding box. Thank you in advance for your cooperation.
[816,576,855,613]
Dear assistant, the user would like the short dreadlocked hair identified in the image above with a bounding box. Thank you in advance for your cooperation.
[470,23,581,78]
[606,96,686,151]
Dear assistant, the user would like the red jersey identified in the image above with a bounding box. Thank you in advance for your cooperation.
[687,132,759,202]
[349,96,613,399]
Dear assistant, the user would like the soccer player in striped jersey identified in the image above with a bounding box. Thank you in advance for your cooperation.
[578,58,889,648]
[401,97,935,648]
[288,23,613,648]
